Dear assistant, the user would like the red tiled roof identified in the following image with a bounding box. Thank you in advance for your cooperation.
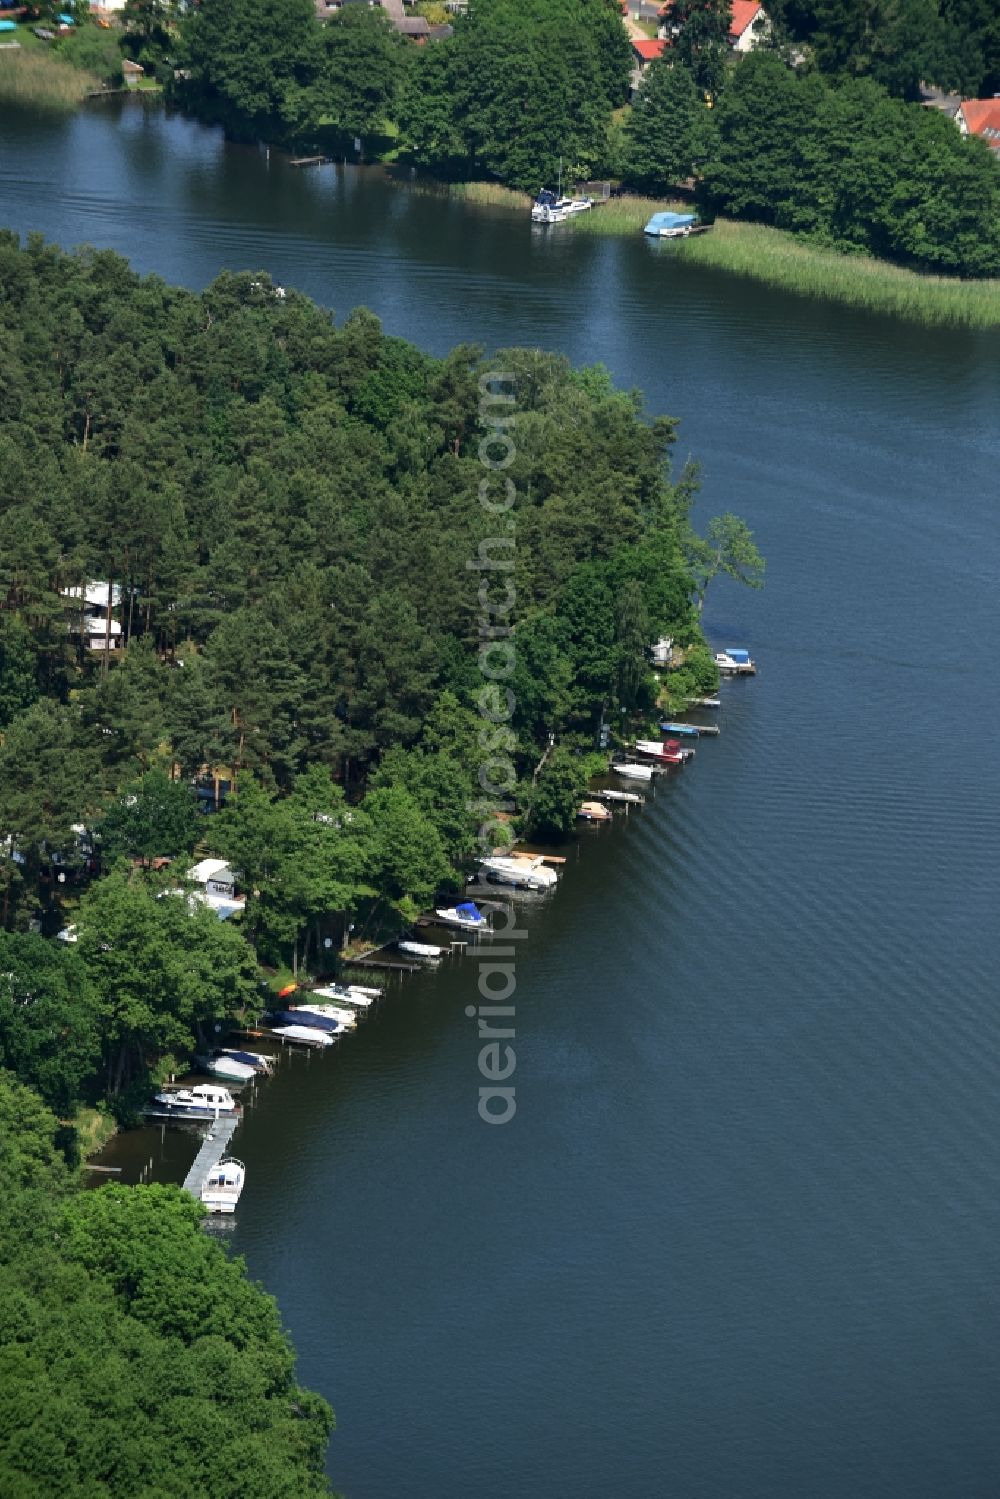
[632,38,667,60]
[728,0,762,36]
[960,98,1000,147]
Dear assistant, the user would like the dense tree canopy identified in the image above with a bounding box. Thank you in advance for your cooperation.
[0,1071,334,1498]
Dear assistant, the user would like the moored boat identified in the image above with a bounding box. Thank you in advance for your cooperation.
[611,761,654,782]
[270,1008,345,1036]
[644,210,700,238]
[531,189,592,224]
[596,788,644,805]
[270,1023,335,1048]
[218,1047,274,1075]
[433,901,491,932]
[715,647,756,675]
[195,1051,258,1085]
[478,853,558,890]
[147,1084,239,1120]
[312,984,377,1010]
[201,1156,246,1215]
[290,1002,358,1029]
[399,939,445,959]
[578,800,612,821]
[659,722,701,738]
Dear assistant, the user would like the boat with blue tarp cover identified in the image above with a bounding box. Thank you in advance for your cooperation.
[433,902,491,932]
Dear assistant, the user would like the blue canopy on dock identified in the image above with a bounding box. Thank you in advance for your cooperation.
[725,648,751,663]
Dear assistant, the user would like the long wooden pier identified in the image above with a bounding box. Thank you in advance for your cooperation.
[182,1114,239,1200]
[289,155,330,168]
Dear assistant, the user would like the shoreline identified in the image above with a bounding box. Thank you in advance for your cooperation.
[392,169,1000,330]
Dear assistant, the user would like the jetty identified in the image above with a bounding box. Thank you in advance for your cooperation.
[182,1114,239,1199]
[289,155,330,168]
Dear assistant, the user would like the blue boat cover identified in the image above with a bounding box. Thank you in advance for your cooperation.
[456,902,483,919]
[646,211,697,229]
[725,648,751,662]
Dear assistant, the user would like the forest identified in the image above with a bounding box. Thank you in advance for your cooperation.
[0,230,746,1122]
[161,0,1000,278]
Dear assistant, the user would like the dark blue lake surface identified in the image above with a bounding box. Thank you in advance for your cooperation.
[4,100,1000,1499]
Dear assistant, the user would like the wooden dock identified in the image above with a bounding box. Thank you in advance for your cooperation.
[182,1114,239,1200]
[289,155,330,168]
[340,951,421,973]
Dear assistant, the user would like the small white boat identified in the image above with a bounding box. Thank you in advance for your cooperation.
[196,1051,257,1085]
[270,1024,335,1048]
[312,984,377,1010]
[578,800,612,822]
[399,939,444,960]
[148,1084,238,1120]
[611,761,654,782]
[290,1002,358,1029]
[200,1156,246,1215]
[690,696,721,708]
[433,902,491,933]
[715,648,756,675]
[478,854,558,891]
[596,788,644,805]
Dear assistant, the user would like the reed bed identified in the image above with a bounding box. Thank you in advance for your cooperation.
[674,219,1000,330]
[0,48,98,109]
[448,180,533,211]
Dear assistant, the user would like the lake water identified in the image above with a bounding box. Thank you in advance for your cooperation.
[4,100,1000,1499]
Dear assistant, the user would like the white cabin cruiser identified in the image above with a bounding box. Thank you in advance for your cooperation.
[290,1002,358,1029]
[200,1156,246,1215]
[149,1084,238,1120]
[312,984,377,1010]
[478,854,558,891]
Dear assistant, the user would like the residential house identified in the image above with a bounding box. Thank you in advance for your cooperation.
[186,858,246,920]
[657,0,770,51]
[957,97,1000,154]
[122,58,143,88]
[630,37,667,93]
[62,582,123,653]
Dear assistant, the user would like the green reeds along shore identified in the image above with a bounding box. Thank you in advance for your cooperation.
[673,219,1000,330]
[0,48,99,108]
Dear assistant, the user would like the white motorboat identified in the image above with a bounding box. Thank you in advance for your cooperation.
[690,696,721,708]
[218,1047,275,1075]
[611,761,654,782]
[578,800,612,822]
[195,1051,257,1085]
[596,789,644,805]
[270,1024,335,1048]
[433,902,491,933]
[148,1084,238,1120]
[290,1002,358,1029]
[200,1156,246,1215]
[312,984,376,1010]
[399,939,444,959]
[531,187,593,224]
[478,854,558,891]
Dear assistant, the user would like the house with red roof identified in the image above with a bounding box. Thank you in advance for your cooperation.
[657,0,770,52]
[630,37,668,93]
[957,98,1000,154]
